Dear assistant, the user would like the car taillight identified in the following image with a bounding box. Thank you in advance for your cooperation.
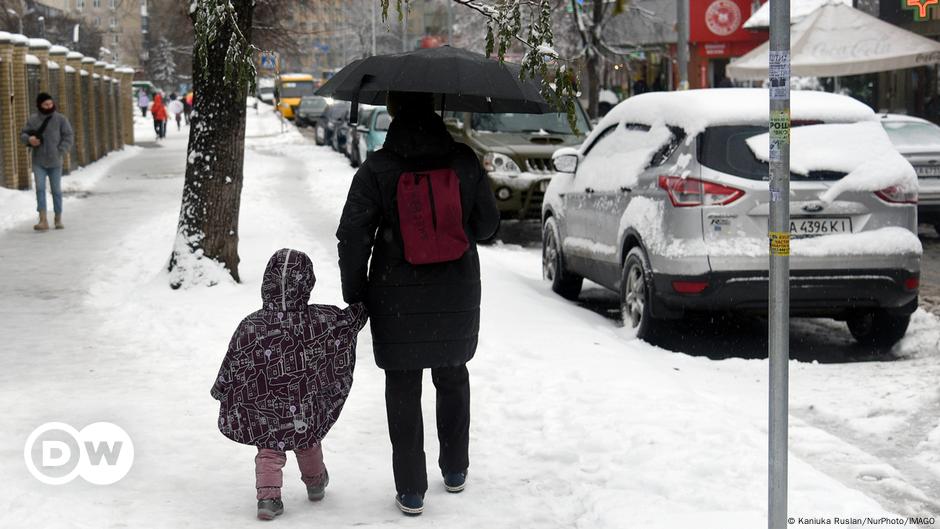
[875,186,917,204]
[904,276,919,291]
[658,176,745,207]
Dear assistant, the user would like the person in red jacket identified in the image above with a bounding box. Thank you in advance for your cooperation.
[151,92,167,140]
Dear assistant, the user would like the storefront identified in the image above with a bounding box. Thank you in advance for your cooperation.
[685,0,767,88]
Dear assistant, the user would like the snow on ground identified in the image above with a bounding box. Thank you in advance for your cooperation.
[1,108,939,528]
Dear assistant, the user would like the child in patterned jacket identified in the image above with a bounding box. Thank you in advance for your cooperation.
[211,248,368,520]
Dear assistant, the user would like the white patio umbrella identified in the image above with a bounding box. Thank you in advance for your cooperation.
[727,1,940,80]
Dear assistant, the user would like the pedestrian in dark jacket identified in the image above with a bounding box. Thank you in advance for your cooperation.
[336,91,500,515]
[210,248,368,521]
[20,92,74,231]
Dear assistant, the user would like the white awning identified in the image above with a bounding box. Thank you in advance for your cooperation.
[743,0,852,29]
[728,2,940,80]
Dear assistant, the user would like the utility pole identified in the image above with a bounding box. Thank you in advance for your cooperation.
[677,0,689,90]
[447,0,453,44]
[402,4,408,52]
[767,0,792,527]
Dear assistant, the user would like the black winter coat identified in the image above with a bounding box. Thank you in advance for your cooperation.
[336,110,500,370]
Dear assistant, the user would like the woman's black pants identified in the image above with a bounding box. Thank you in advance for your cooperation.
[384,365,470,495]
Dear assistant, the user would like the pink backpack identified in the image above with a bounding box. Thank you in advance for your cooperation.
[396,168,469,265]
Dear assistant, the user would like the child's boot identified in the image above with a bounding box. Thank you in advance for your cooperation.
[256,498,284,520]
[306,469,329,501]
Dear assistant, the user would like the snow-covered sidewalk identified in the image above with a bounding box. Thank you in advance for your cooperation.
[1,109,939,528]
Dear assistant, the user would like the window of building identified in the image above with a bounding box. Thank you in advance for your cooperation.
[112,34,119,46]
[93,0,100,7]
[94,16,101,27]
[76,0,85,10]
[109,16,117,28]
[110,0,117,8]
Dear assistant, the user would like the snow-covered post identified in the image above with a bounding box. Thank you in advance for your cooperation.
[28,39,50,94]
[168,0,256,287]
[81,57,98,162]
[767,0,791,527]
[51,46,70,172]
[118,68,134,145]
[68,52,87,167]
[106,65,118,152]
[11,34,30,190]
[94,61,107,159]
[0,32,16,189]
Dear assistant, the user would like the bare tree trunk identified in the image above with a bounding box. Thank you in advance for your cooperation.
[168,1,253,288]
[586,0,605,119]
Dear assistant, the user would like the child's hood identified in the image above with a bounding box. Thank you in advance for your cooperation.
[261,248,316,311]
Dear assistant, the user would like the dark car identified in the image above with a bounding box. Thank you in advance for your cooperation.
[315,101,350,147]
[345,106,375,167]
[296,95,329,128]
[444,105,591,219]
[332,105,354,153]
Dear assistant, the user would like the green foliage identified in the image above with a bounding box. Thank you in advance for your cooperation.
[379,0,581,130]
[192,0,258,92]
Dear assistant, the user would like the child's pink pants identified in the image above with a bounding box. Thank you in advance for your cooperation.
[255,444,326,500]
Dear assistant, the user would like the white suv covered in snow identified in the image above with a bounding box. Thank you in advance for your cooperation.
[542,89,922,347]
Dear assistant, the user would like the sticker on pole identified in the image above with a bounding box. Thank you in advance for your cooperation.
[769,110,790,162]
[769,51,790,100]
[769,231,790,256]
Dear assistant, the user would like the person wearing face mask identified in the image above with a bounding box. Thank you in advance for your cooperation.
[20,93,74,231]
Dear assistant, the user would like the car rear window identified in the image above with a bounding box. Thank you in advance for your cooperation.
[301,98,328,111]
[375,112,392,131]
[882,120,940,149]
[698,125,845,181]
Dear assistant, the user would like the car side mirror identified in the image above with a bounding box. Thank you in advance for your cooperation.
[443,117,464,131]
[553,147,581,174]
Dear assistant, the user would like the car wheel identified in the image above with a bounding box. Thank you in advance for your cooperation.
[846,310,910,348]
[934,223,940,236]
[620,246,656,339]
[542,217,582,300]
[315,125,325,145]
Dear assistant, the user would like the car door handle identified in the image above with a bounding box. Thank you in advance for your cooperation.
[619,186,632,193]
[584,187,595,194]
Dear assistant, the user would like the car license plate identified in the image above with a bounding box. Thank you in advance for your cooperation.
[915,165,940,177]
[789,217,851,237]
[539,180,550,192]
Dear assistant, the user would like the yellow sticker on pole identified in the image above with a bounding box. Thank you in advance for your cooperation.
[769,231,790,256]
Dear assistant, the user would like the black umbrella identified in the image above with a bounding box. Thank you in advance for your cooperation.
[316,46,552,121]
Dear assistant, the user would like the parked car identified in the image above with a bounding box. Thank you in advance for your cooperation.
[444,106,591,219]
[346,106,390,167]
[331,104,353,153]
[296,95,330,128]
[543,89,920,347]
[256,77,276,104]
[316,100,350,147]
[880,113,940,233]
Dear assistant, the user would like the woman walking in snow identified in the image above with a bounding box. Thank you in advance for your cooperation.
[167,93,184,131]
[211,249,368,521]
[336,91,500,516]
[137,89,150,117]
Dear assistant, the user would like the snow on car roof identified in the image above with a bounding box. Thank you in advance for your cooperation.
[587,88,875,149]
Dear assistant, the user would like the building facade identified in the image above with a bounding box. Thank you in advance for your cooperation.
[36,0,143,68]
